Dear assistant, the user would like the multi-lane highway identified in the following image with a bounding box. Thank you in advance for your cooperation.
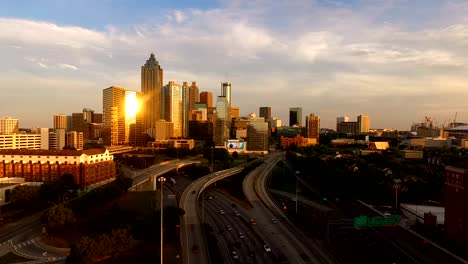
[243,153,337,264]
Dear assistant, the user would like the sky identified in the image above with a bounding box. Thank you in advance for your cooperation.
[1,0,468,130]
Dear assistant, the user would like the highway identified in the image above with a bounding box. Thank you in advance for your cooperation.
[242,153,337,264]
[179,166,245,264]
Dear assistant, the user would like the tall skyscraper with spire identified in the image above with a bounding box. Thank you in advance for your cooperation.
[141,53,163,138]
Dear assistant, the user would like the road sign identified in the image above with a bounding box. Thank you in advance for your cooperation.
[354,215,399,227]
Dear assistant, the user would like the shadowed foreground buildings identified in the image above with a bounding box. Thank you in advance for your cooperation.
[445,166,468,251]
[0,149,116,190]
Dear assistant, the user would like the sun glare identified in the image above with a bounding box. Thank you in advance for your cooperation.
[125,92,140,120]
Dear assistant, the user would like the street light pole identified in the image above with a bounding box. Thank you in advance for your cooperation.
[295,171,300,215]
[393,178,401,210]
[159,176,166,264]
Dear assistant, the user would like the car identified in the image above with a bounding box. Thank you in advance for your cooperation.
[272,218,278,224]
[208,196,213,200]
[263,245,271,252]
[250,218,256,225]
[231,251,239,259]
[226,225,232,231]
[383,212,391,217]
[279,254,289,263]
[239,232,244,239]
[192,245,200,254]
[219,210,225,215]
[249,250,256,257]
[234,210,240,216]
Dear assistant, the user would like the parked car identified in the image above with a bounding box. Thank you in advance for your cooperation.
[263,245,271,252]
[192,245,200,254]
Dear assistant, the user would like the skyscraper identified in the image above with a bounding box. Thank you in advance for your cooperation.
[289,107,302,126]
[53,114,67,130]
[164,81,184,138]
[103,86,126,146]
[189,82,199,112]
[306,114,320,140]
[83,108,94,123]
[247,116,269,153]
[199,91,213,108]
[221,82,231,104]
[141,53,163,137]
[215,96,230,146]
[259,107,271,121]
[358,115,370,133]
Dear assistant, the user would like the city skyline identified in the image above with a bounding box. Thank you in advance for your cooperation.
[1,0,468,130]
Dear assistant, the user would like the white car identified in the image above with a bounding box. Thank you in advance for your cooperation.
[219,210,225,215]
[234,211,240,216]
[272,218,278,224]
[383,212,391,217]
[232,251,239,259]
[263,245,271,252]
[239,232,244,239]
[226,225,232,231]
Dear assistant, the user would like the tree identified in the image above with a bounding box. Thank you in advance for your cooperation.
[232,151,239,159]
[42,204,76,232]
[66,228,133,264]
[61,173,79,191]
[11,185,40,207]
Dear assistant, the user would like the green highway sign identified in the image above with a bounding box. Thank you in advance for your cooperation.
[354,215,399,227]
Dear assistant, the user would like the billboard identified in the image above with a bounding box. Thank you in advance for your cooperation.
[226,140,245,150]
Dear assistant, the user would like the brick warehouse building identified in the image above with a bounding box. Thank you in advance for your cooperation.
[0,149,115,190]
[445,166,468,250]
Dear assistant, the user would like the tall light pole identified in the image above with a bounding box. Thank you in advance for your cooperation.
[159,176,166,264]
[393,178,401,210]
[211,145,214,173]
[295,171,300,215]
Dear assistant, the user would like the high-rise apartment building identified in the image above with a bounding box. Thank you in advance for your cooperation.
[141,53,163,137]
[221,82,232,104]
[215,96,230,146]
[199,91,213,108]
[289,107,302,126]
[103,86,126,146]
[306,114,320,140]
[164,81,184,138]
[259,107,272,121]
[0,117,19,134]
[358,115,370,133]
[53,114,67,130]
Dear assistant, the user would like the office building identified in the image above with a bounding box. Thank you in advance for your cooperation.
[155,120,174,140]
[289,107,302,126]
[164,81,184,138]
[336,116,349,131]
[49,129,66,150]
[337,121,360,135]
[83,108,94,123]
[231,106,240,119]
[141,53,164,137]
[199,91,213,108]
[306,114,320,140]
[53,114,67,130]
[445,166,468,250]
[221,82,232,104]
[0,149,116,190]
[0,117,19,134]
[272,118,282,128]
[247,116,268,153]
[71,113,84,132]
[189,121,213,142]
[0,128,48,150]
[103,86,126,146]
[280,135,318,148]
[124,90,143,145]
[189,82,199,112]
[182,82,190,138]
[259,107,272,121]
[66,115,73,132]
[215,96,230,146]
[358,115,370,133]
[66,131,84,150]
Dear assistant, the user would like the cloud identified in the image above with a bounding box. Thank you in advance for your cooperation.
[2,1,468,129]
[58,63,79,70]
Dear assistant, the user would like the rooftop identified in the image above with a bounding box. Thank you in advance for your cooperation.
[0,148,106,156]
